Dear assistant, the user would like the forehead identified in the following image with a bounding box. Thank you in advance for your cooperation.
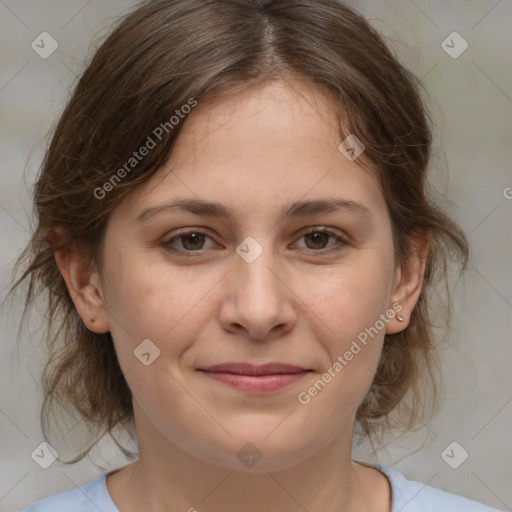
[111,79,386,224]
[182,79,343,148]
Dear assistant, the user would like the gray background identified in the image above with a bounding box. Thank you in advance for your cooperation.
[1,1,511,511]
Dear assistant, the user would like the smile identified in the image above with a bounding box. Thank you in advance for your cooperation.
[197,362,313,393]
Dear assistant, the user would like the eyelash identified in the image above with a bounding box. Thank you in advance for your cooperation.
[162,227,349,257]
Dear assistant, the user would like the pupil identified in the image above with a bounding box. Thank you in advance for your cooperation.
[185,232,203,249]
[308,232,327,249]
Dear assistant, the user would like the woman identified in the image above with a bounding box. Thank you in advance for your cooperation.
[12,0,503,510]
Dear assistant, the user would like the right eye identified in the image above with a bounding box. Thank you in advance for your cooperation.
[162,229,220,255]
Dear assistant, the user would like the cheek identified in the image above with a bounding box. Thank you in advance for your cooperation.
[103,256,215,419]
[103,248,220,363]
[295,254,394,399]
[300,252,394,339]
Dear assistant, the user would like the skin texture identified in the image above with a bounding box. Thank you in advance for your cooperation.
[54,78,428,512]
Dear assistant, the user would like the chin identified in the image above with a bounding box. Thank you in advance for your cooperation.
[194,429,322,474]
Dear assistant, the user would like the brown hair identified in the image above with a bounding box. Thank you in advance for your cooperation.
[10,0,468,462]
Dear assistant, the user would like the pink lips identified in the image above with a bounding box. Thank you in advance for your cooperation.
[197,363,312,393]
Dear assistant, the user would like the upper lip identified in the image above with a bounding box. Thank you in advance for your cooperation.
[198,363,311,375]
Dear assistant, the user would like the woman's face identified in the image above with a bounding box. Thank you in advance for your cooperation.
[92,80,409,472]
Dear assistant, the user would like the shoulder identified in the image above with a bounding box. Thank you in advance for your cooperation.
[18,474,118,512]
[376,464,503,512]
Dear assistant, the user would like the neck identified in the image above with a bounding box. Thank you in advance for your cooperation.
[108,408,390,511]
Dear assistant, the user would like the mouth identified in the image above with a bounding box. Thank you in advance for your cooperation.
[197,362,313,393]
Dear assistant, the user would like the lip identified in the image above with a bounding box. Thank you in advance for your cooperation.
[199,362,310,375]
[197,362,313,393]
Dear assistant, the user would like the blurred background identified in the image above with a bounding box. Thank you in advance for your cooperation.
[1,1,511,511]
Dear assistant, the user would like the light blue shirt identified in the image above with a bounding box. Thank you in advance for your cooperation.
[19,464,504,511]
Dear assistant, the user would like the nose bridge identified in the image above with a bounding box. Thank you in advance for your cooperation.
[222,234,295,338]
[236,236,283,310]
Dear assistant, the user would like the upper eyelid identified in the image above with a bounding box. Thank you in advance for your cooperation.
[165,225,346,238]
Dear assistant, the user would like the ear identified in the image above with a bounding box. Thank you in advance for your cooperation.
[50,228,110,334]
[386,229,429,334]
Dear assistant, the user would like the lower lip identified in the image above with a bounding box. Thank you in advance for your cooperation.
[199,371,309,393]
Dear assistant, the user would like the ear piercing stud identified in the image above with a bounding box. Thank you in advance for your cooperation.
[397,315,405,322]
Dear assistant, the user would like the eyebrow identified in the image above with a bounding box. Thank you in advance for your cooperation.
[136,197,372,223]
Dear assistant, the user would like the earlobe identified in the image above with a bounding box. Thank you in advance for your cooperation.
[52,236,110,334]
[386,229,429,334]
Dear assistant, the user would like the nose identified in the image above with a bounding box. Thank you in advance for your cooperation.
[218,242,297,341]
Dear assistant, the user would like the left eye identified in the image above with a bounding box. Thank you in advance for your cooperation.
[293,228,347,252]
[162,228,347,255]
